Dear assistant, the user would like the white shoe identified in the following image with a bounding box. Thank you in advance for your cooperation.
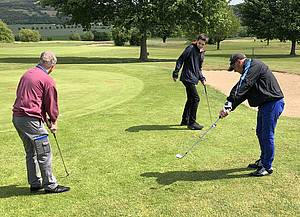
[250,166,273,176]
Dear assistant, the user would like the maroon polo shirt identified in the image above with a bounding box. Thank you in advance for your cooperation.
[13,66,58,122]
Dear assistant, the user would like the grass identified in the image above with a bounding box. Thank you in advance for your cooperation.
[0,39,299,216]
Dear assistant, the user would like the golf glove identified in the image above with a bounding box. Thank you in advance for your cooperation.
[223,101,232,112]
[172,70,179,79]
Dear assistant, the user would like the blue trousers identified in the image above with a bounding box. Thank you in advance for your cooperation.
[256,98,284,169]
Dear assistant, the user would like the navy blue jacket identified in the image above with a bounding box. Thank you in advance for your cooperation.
[227,59,284,111]
[174,43,205,85]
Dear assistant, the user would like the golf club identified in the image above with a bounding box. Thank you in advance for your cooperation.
[204,85,213,123]
[176,116,221,159]
[53,133,70,177]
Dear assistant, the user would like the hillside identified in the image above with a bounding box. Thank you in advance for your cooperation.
[0,0,62,24]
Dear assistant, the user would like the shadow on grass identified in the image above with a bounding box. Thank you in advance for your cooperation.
[0,57,176,64]
[141,167,253,185]
[0,185,44,198]
[125,124,188,132]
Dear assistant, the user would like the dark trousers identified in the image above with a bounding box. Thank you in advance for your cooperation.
[181,81,200,124]
[256,98,284,169]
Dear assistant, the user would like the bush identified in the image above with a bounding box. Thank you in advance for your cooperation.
[0,20,15,43]
[19,29,41,42]
[81,31,94,41]
[92,31,112,41]
[69,33,81,41]
[129,28,141,46]
[112,27,129,46]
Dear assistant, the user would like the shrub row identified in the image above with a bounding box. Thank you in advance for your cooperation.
[1,20,143,45]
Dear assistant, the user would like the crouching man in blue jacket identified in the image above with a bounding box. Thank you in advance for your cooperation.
[220,53,285,176]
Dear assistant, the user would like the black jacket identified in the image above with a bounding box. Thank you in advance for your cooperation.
[174,43,205,85]
[227,59,284,111]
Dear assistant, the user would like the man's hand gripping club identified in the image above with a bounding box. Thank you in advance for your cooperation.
[46,118,58,134]
[219,101,232,118]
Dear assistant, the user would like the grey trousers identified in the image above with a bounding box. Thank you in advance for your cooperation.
[12,116,58,190]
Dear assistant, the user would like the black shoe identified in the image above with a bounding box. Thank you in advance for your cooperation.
[248,159,262,169]
[249,166,273,177]
[187,122,204,130]
[30,186,43,192]
[180,120,188,126]
[45,185,70,194]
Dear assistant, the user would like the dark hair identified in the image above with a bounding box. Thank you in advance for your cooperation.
[197,34,209,42]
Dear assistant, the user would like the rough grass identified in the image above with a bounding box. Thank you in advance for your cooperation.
[0,39,299,216]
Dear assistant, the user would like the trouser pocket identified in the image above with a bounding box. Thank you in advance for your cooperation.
[34,135,50,155]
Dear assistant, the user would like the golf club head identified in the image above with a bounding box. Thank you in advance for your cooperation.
[176,153,184,159]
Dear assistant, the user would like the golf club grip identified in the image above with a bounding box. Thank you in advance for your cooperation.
[204,84,207,93]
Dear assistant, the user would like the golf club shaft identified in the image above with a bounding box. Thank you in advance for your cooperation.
[204,85,213,123]
[53,133,69,176]
[180,116,221,158]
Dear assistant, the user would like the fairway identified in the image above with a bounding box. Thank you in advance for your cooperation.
[0,40,299,216]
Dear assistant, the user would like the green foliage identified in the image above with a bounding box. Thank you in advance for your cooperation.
[236,26,251,38]
[241,0,276,40]
[150,0,178,42]
[81,31,94,41]
[18,28,41,42]
[69,33,81,41]
[92,31,112,41]
[129,28,141,46]
[0,20,14,43]
[174,0,231,39]
[241,0,300,55]
[112,26,129,46]
[209,5,240,49]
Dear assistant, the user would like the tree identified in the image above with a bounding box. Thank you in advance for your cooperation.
[274,0,300,56]
[241,0,276,45]
[151,0,178,43]
[241,0,300,55]
[0,20,14,43]
[40,0,237,61]
[174,0,228,40]
[208,5,240,50]
[19,29,41,42]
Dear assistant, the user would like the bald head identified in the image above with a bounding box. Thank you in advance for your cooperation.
[39,51,57,69]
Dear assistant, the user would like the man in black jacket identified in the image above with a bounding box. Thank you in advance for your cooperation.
[219,53,285,176]
[172,34,209,130]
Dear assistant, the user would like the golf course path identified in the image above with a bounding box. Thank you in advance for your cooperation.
[204,70,300,118]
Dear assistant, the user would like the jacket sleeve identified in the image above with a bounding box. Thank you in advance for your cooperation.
[227,63,261,111]
[198,51,205,81]
[174,45,192,72]
[44,82,59,122]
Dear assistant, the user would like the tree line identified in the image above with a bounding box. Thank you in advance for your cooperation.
[2,0,299,59]
[39,0,300,61]
[40,0,239,61]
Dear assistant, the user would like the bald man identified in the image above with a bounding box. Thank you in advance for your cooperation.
[12,51,70,193]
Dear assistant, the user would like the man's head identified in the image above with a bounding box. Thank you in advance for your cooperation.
[39,51,57,73]
[196,34,209,50]
[228,53,246,73]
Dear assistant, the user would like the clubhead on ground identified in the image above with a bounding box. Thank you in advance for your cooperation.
[176,154,184,159]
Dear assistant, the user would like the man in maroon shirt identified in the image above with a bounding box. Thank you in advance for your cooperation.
[12,51,70,193]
